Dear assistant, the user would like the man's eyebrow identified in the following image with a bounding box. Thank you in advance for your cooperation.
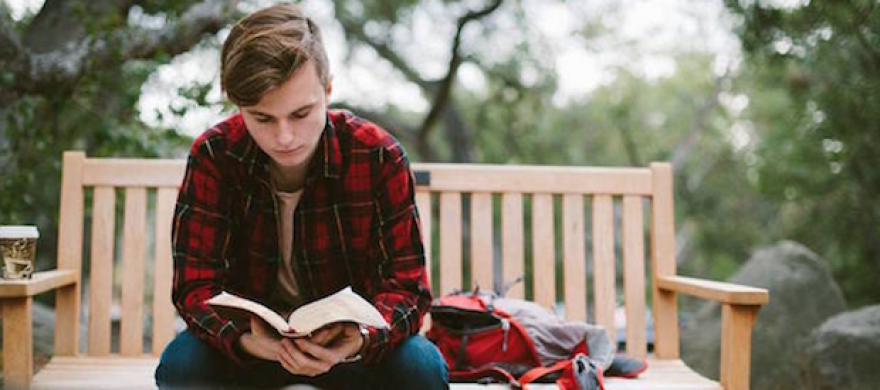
[245,109,272,117]
[246,103,315,118]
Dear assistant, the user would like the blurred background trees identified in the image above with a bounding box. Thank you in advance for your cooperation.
[722,0,880,305]
[1,0,877,307]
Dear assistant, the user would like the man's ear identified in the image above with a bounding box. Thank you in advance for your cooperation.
[325,76,334,100]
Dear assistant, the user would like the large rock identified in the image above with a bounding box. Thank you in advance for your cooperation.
[801,305,880,390]
[681,241,847,390]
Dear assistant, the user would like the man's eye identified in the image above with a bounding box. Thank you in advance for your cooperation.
[256,116,272,123]
[292,111,309,120]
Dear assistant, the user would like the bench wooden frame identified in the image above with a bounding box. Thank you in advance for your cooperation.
[0,151,769,389]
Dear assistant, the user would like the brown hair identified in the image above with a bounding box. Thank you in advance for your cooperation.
[221,3,330,106]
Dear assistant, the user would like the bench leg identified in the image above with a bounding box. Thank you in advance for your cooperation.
[720,304,760,390]
[2,296,33,389]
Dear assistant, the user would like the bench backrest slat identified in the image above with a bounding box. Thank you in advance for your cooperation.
[152,188,178,357]
[622,195,648,358]
[120,187,148,356]
[531,193,556,309]
[470,193,494,292]
[501,193,525,299]
[562,194,587,323]
[592,195,617,343]
[88,187,115,356]
[58,152,678,361]
[439,192,463,296]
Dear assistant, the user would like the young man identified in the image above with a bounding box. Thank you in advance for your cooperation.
[154,3,448,389]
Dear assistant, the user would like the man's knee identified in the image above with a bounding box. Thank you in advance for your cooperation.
[155,331,231,388]
[384,335,448,388]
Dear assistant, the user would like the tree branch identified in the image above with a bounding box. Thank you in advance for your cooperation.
[122,0,240,58]
[335,12,430,90]
[442,104,475,163]
[335,0,503,162]
[0,9,23,59]
[416,0,504,159]
[23,0,139,54]
[10,0,239,100]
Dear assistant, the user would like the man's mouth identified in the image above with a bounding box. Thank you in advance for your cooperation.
[276,146,302,155]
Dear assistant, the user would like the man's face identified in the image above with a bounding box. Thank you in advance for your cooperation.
[241,60,332,170]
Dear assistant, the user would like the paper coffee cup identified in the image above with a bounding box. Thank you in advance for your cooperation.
[0,225,39,280]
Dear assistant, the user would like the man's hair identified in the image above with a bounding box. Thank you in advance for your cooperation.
[221,3,330,107]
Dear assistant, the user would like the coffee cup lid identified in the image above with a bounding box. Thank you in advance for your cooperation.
[0,226,39,239]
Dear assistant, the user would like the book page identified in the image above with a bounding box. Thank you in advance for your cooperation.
[286,287,389,336]
[206,292,290,334]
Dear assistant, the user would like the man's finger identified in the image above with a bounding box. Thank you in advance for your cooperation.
[277,348,298,375]
[251,316,280,339]
[295,338,342,363]
[310,324,343,346]
[283,338,332,376]
[314,323,361,359]
[279,339,309,375]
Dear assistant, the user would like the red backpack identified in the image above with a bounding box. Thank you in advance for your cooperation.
[427,288,625,390]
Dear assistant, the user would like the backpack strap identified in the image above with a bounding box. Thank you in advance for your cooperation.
[513,338,592,386]
[518,355,605,390]
[517,359,571,387]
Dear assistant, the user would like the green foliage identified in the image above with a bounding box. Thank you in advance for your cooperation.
[725,0,880,305]
[0,43,191,272]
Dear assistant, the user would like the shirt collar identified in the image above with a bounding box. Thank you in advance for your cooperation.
[309,113,342,180]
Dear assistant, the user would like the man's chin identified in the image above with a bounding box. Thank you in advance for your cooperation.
[271,155,308,170]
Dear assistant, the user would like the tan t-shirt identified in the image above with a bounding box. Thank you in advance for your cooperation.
[274,189,304,307]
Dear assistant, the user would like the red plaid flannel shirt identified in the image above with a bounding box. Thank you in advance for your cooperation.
[171,110,431,365]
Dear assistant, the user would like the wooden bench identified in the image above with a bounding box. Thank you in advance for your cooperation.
[0,151,769,389]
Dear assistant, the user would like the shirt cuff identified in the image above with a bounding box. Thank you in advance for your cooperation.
[219,318,261,366]
[361,326,390,364]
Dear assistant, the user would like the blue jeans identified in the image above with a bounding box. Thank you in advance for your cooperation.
[155,331,449,390]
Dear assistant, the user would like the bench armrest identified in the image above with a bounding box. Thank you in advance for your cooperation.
[656,274,768,390]
[656,275,769,306]
[0,269,78,298]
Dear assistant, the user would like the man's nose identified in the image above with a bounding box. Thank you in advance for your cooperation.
[276,121,296,146]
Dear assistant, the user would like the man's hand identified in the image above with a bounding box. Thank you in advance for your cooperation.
[277,322,365,377]
[237,316,283,361]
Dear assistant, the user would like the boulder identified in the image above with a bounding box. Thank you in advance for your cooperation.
[801,305,880,390]
[681,241,847,390]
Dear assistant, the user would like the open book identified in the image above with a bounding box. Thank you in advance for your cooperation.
[206,286,389,337]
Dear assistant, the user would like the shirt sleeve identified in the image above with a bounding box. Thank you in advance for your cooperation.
[171,137,254,365]
[361,142,433,363]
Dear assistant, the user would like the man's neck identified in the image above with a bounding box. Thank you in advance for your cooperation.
[270,162,307,192]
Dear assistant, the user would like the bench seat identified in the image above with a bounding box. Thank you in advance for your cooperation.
[31,356,719,390]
